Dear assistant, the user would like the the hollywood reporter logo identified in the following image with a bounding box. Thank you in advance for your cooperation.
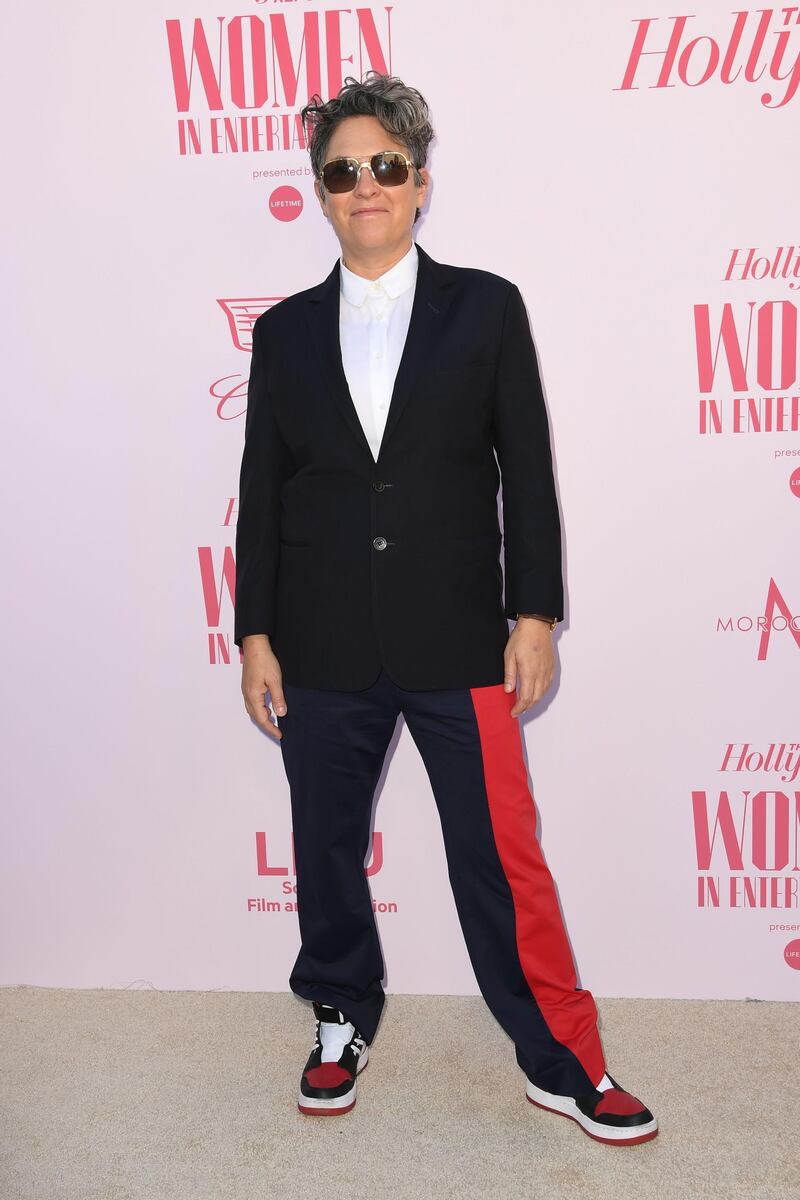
[692,743,800,913]
[618,10,800,109]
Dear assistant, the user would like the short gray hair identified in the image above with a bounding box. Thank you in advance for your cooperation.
[300,71,435,224]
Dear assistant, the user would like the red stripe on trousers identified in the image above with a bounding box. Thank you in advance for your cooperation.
[469,682,606,1088]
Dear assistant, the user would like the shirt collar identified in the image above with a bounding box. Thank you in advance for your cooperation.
[339,240,418,307]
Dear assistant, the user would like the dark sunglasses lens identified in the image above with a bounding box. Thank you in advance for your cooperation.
[322,159,358,193]
[372,152,409,186]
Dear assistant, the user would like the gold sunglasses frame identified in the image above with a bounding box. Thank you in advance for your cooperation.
[318,150,416,190]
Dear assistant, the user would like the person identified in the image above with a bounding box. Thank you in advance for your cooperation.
[234,71,657,1146]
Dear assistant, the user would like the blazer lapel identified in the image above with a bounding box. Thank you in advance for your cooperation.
[305,240,452,465]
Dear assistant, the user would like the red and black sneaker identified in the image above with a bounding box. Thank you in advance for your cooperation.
[525,1071,658,1145]
[297,1001,369,1116]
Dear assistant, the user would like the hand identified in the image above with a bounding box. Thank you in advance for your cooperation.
[241,635,286,741]
[503,618,555,717]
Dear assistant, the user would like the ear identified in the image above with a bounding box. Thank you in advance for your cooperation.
[314,179,326,209]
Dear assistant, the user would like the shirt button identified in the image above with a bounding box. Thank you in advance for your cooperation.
[372,536,387,550]
[372,480,387,492]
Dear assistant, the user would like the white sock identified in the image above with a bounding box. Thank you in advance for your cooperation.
[319,1012,356,1062]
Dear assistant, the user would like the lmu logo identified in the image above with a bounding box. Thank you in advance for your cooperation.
[209,296,285,423]
[716,578,800,660]
[618,10,800,109]
[255,831,384,877]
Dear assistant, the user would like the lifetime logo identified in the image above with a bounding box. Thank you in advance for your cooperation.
[783,938,800,969]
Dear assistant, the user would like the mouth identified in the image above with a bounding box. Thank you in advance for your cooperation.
[352,208,387,217]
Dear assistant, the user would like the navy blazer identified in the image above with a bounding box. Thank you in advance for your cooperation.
[234,240,563,690]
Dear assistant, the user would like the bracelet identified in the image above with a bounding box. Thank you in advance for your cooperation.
[515,613,558,630]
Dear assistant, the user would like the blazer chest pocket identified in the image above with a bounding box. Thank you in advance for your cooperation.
[419,360,496,397]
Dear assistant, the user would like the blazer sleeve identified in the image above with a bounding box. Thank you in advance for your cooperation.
[233,315,293,649]
[492,283,564,622]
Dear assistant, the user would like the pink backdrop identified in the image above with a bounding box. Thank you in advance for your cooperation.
[3,1,799,1000]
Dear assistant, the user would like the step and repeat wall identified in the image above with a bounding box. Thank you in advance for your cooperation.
[3,2,798,999]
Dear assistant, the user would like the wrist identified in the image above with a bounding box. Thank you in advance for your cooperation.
[515,613,557,630]
[242,633,271,650]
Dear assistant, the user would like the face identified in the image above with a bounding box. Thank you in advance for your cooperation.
[314,114,429,258]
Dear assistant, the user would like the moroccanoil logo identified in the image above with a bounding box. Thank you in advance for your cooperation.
[715,579,800,660]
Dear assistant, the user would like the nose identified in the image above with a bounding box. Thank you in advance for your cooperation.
[353,161,381,198]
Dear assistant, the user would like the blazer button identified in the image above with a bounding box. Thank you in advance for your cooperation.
[372,536,388,550]
[372,480,386,492]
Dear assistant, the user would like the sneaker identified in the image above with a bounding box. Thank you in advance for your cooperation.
[297,1000,369,1115]
[525,1071,658,1145]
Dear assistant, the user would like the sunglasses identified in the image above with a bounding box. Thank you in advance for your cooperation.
[319,150,416,194]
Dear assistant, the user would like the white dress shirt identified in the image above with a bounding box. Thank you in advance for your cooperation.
[339,240,418,462]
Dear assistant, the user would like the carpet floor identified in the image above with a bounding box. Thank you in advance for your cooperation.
[0,987,796,1200]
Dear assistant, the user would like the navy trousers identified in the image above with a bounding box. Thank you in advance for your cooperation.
[276,665,607,1096]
